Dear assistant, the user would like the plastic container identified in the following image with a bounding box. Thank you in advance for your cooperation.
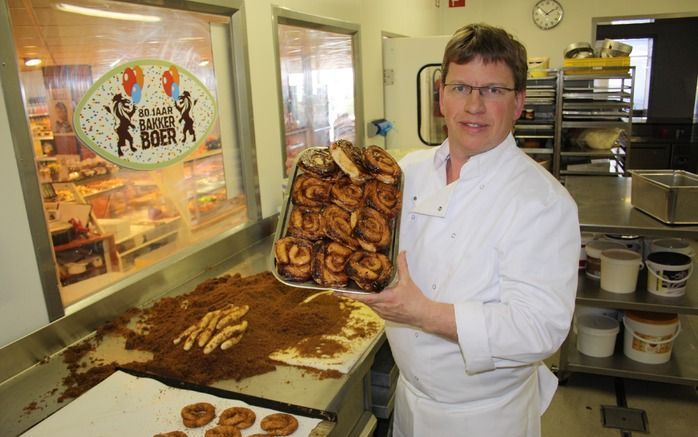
[645,251,693,297]
[576,314,620,357]
[584,240,625,279]
[579,232,596,270]
[623,311,681,364]
[602,234,643,253]
[573,305,618,333]
[649,238,696,258]
[600,249,644,293]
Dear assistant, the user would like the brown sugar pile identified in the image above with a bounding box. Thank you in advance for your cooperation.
[58,271,380,401]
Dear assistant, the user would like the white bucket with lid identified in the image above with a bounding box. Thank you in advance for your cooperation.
[600,249,644,293]
[579,232,596,270]
[623,311,680,364]
[576,314,620,357]
[649,238,696,258]
[603,234,643,253]
[585,240,625,279]
[645,251,693,297]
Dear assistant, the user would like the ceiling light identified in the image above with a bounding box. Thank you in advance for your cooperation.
[198,59,210,66]
[24,58,42,67]
[55,3,161,22]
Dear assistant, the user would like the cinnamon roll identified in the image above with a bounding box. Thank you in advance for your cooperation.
[291,173,331,209]
[286,207,324,241]
[321,204,359,249]
[346,251,394,292]
[329,139,371,185]
[311,240,353,288]
[298,147,340,179]
[330,175,364,211]
[351,207,392,253]
[363,145,402,185]
[363,179,402,218]
[274,236,314,281]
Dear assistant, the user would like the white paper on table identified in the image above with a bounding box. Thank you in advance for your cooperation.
[21,370,323,437]
[269,299,384,374]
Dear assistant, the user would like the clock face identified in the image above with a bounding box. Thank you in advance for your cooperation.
[532,0,563,30]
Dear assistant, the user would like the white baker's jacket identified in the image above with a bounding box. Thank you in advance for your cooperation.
[387,135,580,437]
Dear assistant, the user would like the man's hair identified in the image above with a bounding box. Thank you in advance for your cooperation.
[441,23,528,91]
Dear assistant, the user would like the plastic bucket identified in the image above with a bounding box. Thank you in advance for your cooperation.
[600,249,644,293]
[645,251,693,297]
[573,305,618,333]
[576,314,620,357]
[623,311,680,364]
[649,238,696,258]
[585,240,625,279]
[579,232,596,270]
[603,234,643,253]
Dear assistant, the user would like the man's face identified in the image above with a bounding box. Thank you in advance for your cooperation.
[439,57,524,157]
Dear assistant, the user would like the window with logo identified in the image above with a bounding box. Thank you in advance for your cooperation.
[7,0,255,308]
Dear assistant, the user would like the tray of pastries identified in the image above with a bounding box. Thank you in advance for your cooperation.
[272,140,403,294]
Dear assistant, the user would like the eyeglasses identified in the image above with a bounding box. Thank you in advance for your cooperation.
[443,83,516,100]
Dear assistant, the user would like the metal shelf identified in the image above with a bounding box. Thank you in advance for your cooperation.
[559,175,698,386]
[562,327,698,386]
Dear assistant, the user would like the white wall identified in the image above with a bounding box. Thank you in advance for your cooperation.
[437,0,698,67]
[0,82,50,347]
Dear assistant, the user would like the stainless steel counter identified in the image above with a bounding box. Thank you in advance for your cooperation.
[0,219,385,437]
[565,176,698,238]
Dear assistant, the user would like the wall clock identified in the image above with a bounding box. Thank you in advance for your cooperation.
[532,0,564,30]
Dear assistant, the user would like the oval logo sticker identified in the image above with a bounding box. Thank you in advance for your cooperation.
[74,59,217,170]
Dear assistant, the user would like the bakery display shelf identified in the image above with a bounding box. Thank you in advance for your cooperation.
[119,229,178,257]
[183,148,223,163]
[190,200,246,230]
[81,183,125,199]
[561,328,698,386]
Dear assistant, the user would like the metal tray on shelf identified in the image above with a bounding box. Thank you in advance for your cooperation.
[630,170,698,224]
[272,147,402,295]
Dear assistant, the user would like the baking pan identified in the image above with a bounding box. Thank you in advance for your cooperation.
[272,146,402,294]
[630,170,698,224]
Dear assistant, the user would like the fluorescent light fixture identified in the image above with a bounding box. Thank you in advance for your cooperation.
[24,58,42,67]
[55,3,161,22]
[610,18,654,25]
[109,58,123,67]
[198,59,210,66]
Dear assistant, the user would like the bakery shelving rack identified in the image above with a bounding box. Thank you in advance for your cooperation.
[556,66,635,177]
[515,69,558,173]
[558,176,698,386]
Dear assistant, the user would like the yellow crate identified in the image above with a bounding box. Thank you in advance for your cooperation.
[563,57,630,75]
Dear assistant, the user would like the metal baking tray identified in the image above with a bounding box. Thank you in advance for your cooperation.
[630,170,698,224]
[271,147,402,294]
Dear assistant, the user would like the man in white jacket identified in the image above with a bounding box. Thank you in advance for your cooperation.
[345,23,580,436]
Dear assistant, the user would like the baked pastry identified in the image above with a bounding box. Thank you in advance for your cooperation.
[351,207,392,253]
[181,402,216,428]
[274,236,314,281]
[363,179,402,218]
[346,251,394,292]
[218,406,256,429]
[330,175,364,211]
[291,173,330,210]
[311,240,353,288]
[298,147,339,179]
[321,204,359,249]
[286,207,324,241]
[329,139,371,185]
[260,413,299,436]
[363,145,401,185]
[204,425,241,437]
